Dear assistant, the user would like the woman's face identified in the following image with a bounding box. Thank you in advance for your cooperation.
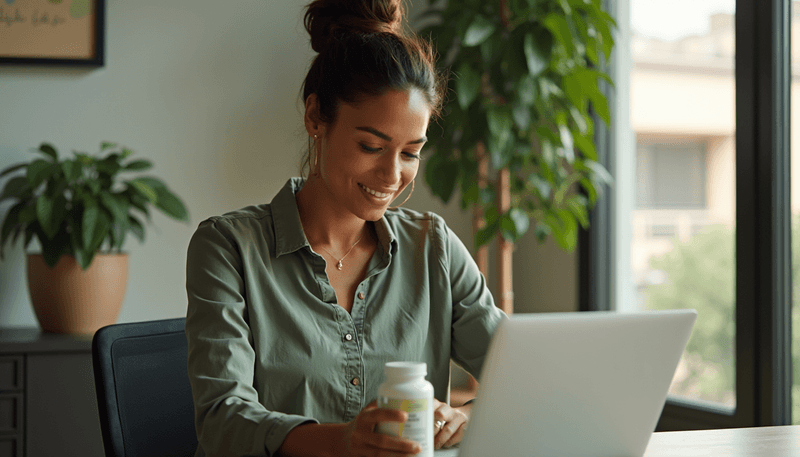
[315,88,431,221]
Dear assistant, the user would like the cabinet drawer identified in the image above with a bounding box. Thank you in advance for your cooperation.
[0,435,21,457]
[0,394,22,435]
[0,357,23,392]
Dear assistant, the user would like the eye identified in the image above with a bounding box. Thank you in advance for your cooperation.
[402,151,422,160]
[360,143,382,153]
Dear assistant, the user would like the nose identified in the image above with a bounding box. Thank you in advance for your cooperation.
[377,152,402,185]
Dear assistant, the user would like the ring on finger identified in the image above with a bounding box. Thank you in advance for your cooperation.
[435,420,446,430]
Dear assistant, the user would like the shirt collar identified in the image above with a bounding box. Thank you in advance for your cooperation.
[271,177,399,258]
[271,178,310,257]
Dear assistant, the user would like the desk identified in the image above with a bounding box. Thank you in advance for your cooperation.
[644,426,800,456]
[432,425,800,456]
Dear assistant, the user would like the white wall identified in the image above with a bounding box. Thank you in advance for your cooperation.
[0,0,575,329]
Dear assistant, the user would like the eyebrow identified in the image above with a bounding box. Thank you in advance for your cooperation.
[356,126,427,144]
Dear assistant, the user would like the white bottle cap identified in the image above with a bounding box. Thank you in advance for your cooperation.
[384,361,427,378]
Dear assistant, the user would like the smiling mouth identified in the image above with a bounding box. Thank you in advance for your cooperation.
[359,183,394,199]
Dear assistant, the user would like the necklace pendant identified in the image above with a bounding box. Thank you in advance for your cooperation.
[337,260,343,270]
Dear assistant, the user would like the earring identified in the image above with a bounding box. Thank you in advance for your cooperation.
[389,180,415,209]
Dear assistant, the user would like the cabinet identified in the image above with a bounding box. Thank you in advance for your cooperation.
[0,329,104,457]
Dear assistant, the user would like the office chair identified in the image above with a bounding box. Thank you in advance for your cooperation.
[92,318,198,457]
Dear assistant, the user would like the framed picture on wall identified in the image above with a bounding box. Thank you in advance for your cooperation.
[0,0,105,66]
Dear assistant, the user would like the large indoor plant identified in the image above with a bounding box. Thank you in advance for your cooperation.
[0,142,188,334]
[419,0,616,312]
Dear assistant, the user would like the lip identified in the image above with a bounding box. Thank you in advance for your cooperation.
[359,183,396,199]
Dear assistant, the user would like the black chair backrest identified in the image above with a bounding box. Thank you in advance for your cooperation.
[92,318,197,457]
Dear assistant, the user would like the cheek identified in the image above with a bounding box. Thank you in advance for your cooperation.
[404,161,420,181]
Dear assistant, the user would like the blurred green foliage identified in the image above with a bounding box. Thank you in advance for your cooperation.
[641,220,800,419]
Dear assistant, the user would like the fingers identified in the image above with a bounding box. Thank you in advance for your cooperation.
[354,406,408,432]
[357,429,422,456]
[433,402,469,449]
[346,405,421,456]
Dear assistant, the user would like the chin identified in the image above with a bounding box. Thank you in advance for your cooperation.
[354,206,388,222]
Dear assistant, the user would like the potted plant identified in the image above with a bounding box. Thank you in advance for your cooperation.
[0,142,188,334]
[419,0,616,312]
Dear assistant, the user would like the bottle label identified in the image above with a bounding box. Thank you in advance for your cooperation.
[377,397,431,453]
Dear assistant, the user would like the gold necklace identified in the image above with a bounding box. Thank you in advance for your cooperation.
[318,232,364,271]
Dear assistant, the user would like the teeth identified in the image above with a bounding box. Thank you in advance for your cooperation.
[360,184,391,198]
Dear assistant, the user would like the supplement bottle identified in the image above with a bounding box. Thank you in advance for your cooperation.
[377,361,434,457]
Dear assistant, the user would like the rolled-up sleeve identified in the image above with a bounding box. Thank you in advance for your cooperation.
[185,219,317,457]
[441,223,506,381]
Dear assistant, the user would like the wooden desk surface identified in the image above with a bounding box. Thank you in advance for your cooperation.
[433,425,800,456]
[644,425,800,457]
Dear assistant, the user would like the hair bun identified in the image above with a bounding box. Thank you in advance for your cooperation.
[304,0,405,53]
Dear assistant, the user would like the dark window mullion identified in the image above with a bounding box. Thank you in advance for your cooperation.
[751,0,792,427]
[735,0,792,427]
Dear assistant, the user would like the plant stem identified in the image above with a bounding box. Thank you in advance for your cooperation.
[499,0,510,30]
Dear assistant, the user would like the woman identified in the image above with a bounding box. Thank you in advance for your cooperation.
[185,1,506,456]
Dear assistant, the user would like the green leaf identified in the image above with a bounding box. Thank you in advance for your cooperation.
[572,131,598,161]
[518,75,538,106]
[563,72,587,112]
[100,193,130,225]
[122,159,152,171]
[154,188,189,221]
[475,220,499,248]
[100,142,118,151]
[534,222,551,242]
[129,179,159,203]
[41,240,65,268]
[82,203,99,249]
[463,15,496,47]
[74,248,91,270]
[128,216,146,243]
[61,160,83,182]
[0,162,27,178]
[37,143,58,161]
[543,13,575,56]
[0,176,31,202]
[488,109,513,139]
[566,195,590,228]
[512,102,531,131]
[585,160,614,186]
[0,202,24,256]
[455,62,481,109]
[569,106,589,135]
[523,30,551,75]
[424,151,460,204]
[26,159,55,188]
[87,210,111,253]
[36,195,64,240]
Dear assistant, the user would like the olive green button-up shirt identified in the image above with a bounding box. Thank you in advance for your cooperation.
[185,178,505,457]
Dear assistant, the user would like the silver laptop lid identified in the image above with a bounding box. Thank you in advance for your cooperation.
[456,309,696,457]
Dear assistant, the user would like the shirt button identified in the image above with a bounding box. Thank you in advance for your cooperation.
[357,292,365,300]
[345,333,353,341]
[351,377,360,386]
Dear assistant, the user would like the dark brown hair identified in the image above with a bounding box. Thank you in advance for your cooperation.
[302,0,446,125]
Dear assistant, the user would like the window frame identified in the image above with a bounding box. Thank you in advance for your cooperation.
[580,0,793,429]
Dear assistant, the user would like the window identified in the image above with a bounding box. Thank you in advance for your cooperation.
[636,140,707,210]
[582,0,792,428]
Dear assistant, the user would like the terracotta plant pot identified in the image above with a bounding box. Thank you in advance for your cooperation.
[27,253,129,335]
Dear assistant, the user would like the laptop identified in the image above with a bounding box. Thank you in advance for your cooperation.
[435,309,696,457]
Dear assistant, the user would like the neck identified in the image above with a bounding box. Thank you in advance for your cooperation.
[296,176,368,251]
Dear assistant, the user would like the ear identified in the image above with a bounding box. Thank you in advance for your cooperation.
[304,93,324,137]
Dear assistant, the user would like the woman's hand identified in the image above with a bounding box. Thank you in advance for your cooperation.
[432,399,471,449]
[339,401,423,457]
[277,402,421,457]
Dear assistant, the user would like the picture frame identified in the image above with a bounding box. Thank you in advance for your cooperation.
[0,0,105,66]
